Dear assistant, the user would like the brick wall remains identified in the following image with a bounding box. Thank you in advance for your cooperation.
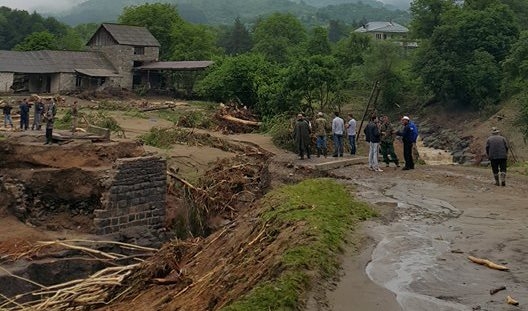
[94,156,166,235]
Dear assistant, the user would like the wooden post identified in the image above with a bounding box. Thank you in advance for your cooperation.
[357,81,379,139]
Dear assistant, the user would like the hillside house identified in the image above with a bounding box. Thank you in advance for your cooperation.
[355,21,417,48]
[0,23,213,94]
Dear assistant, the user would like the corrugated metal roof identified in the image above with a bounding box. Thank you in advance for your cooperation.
[0,50,118,74]
[100,23,160,47]
[355,22,409,33]
[137,61,214,70]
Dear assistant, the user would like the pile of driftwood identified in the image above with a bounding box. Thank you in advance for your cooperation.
[168,152,271,235]
[0,240,157,311]
[214,103,261,134]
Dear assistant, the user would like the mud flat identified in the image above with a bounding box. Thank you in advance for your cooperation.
[323,164,528,311]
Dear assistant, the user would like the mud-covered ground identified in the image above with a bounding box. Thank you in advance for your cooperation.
[313,162,528,311]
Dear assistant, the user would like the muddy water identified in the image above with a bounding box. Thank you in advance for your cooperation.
[324,166,528,311]
[416,141,453,166]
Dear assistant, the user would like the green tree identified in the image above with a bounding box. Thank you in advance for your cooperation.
[14,31,58,51]
[305,27,331,56]
[285,55,340,111]
[412,2,519,107]
[57,28,84,51]
[409,0,455,39]
[328,20,349,43]
[170,23,221,60]
[252,13,307,63]
[220,17,252,55]
[363,41,406,108]
[502,31,528,96]
[119,3,184,60]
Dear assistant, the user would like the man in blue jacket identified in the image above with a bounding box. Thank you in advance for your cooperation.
[397,116,414,170]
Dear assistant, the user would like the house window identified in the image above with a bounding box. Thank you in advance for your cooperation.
[134,47,145,55]
[376,34,382,39]
[75,75,82,87]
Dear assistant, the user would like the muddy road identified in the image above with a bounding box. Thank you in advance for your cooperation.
[320,164,528,311]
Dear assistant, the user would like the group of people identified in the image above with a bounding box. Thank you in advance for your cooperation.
[294,111,358,160]
[1,97,78,145]
[293,112,417,170]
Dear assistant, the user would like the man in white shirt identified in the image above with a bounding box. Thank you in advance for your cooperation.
[332,111,345,157]
[346,113,357,155]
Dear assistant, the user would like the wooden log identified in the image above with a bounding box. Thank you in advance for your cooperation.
[468,255,509,271]
[220,114,261,126]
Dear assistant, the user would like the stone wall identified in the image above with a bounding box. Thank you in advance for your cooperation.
[94,156,166,235]
[0,72,13,93]
[88,45,159,89]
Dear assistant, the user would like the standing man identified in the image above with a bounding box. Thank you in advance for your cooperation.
[332,111,345,157]
[486,127,508,186]
[31,99,44,130]
[19,98,30,130]
[3,101,13,128]
[380,115,400,168]
[314,112,328,157]
[293,113,311,159]
[44,108,54,145]
[346,113,357,155]
[396,116,414,170]
[71,101,79,134]
[364,115,382,171]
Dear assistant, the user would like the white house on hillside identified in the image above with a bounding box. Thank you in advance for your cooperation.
[355,21,417,48]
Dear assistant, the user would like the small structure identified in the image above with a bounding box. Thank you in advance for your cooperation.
[0,23,213,94]
[355,21,417,48]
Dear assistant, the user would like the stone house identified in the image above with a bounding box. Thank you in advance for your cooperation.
[0,23,212,94]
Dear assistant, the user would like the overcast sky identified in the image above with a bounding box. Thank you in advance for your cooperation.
[0,0,409,13]
[0,0,86,13]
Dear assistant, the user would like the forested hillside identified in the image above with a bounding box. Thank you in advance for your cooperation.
[55,0,408,26]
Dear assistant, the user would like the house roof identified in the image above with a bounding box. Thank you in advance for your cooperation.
[92,23,161,47]
[0,50,118,75]
[355,21,409,33]
[137,61,214,71]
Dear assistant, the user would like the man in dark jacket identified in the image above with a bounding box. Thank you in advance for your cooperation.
[3,101,13,128]
[396,116,414,170]
[486,127,508,186]
[364,115,382,171]
[293,113,311,159]
[31,100,44,130]
[19,98,30,130]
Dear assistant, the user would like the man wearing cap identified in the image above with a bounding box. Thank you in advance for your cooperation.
[293,113,311,159]
[396,116,414,170]
[314,112,328,157]
[486,127,508,186]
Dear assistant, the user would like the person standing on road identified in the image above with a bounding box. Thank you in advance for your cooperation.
[71,101,79,134]
[364,115,382,171]
[486,127,508,186]
[3,101,13,128]
[19,98,30,130]
[31,99,44,130]
[314,112,328,157]
[293,113,311,159]
[44,109,54,145]
[332,111,345,157]
[396,116,414,170]
[346,113,357,155]
[380,115,400,168]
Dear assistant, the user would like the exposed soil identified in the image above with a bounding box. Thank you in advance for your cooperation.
[1,96,528,311]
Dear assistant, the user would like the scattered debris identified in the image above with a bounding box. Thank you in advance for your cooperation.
[215,103,261,134]
[489,286,506,295]
[506,295,519,306]
[468,255,509,271]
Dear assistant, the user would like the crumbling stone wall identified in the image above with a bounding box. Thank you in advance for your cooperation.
[0,72,14,93]
[94,156,166,235]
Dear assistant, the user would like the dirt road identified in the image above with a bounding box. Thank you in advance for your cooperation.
[319,164,528,311]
